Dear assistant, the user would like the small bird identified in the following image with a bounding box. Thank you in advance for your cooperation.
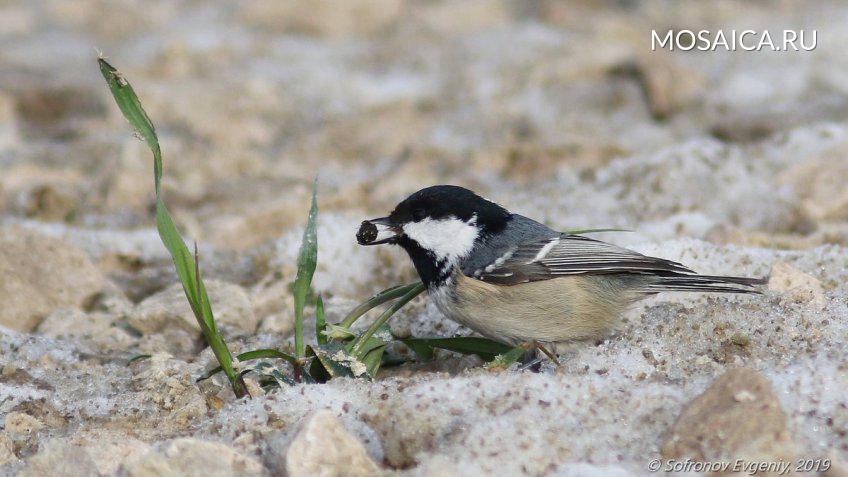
[357,185,765,349]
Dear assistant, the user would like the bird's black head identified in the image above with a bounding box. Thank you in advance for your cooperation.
[388,185,510,232]
[358,185,511,287]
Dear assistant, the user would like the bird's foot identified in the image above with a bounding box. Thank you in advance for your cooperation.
[518,340,560,372]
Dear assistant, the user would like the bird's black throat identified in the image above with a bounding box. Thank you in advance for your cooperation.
[395,235,450,289]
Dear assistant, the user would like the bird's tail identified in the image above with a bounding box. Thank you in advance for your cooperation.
[641,274,767,294]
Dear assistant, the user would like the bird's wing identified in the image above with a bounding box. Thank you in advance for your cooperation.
[471,234,695,285]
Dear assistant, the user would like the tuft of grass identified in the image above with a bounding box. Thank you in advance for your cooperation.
[292,178,319,379]
[100,58,250,397]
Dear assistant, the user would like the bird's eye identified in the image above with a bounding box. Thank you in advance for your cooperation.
[411,208,427,221]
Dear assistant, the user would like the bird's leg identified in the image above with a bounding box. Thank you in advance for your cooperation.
[517,340,560,371]
[536,342,560,366]
[517,340,541,372]
[517,356,543,372]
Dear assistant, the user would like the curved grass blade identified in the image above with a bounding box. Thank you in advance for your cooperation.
[99,58,244,397]
[349,282,425,356]
[127,354,152,365]
[485,346,527,370]
[315,295,327,345]
[401,340,434,361]
[98,59,162,194]
[361,346,387,378]
[294,178,319,361]
[338,282,422,329]
[564,228,632,235]
[236,348,297,364]
[197,348,298,382]
[400,337,513,362]
[354,324,393,378]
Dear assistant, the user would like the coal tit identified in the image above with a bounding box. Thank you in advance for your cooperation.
[358,185,765,347]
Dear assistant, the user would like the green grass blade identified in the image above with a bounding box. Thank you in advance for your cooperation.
[235,348,297,364]
[98,59,162,194]
[126,354,152,365]
[349,282,425,356]
[99,58,244,397]
[401,341,434,361]
[486,346,527,369]
[293,178,319,359]
[400,337,513,361]
[197,348,298,382]
[352,324,393,378]
[360,346,388,378]
[338,282,422,329]
[315,295,327,345]
[323,324,356,341]
[245,361,298,389]
[563,228,632,235]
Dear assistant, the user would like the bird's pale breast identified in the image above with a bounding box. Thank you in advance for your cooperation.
[432,272,637,345]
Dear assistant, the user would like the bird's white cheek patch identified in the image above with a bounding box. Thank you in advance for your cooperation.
[403,216,479,264]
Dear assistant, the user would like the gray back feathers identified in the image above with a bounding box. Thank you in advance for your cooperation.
[460,214,763,294]
[460,214,557,278]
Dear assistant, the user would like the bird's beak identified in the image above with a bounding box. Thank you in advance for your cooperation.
[357,216,400,245]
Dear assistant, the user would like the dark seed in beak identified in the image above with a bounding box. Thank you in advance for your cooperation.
[357,220,378,245]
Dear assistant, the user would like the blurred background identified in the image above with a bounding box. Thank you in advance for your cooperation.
[0,0,848,235]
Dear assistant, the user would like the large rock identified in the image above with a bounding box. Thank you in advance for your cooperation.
[4,411,44,435]
[1,164,88,221]
[128,280,258,337]
[615,54,705,121]
[37,307,136,351]
[130,353,208,427]
[0,227,106,331]
[780,142,848,222]
[662,368,796,467]
[279,410,381,477]
[18,436,153,477]
[18,441,99,477]
[0,432,16,467]
[768,261,826,310]
[120,438,269,477]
